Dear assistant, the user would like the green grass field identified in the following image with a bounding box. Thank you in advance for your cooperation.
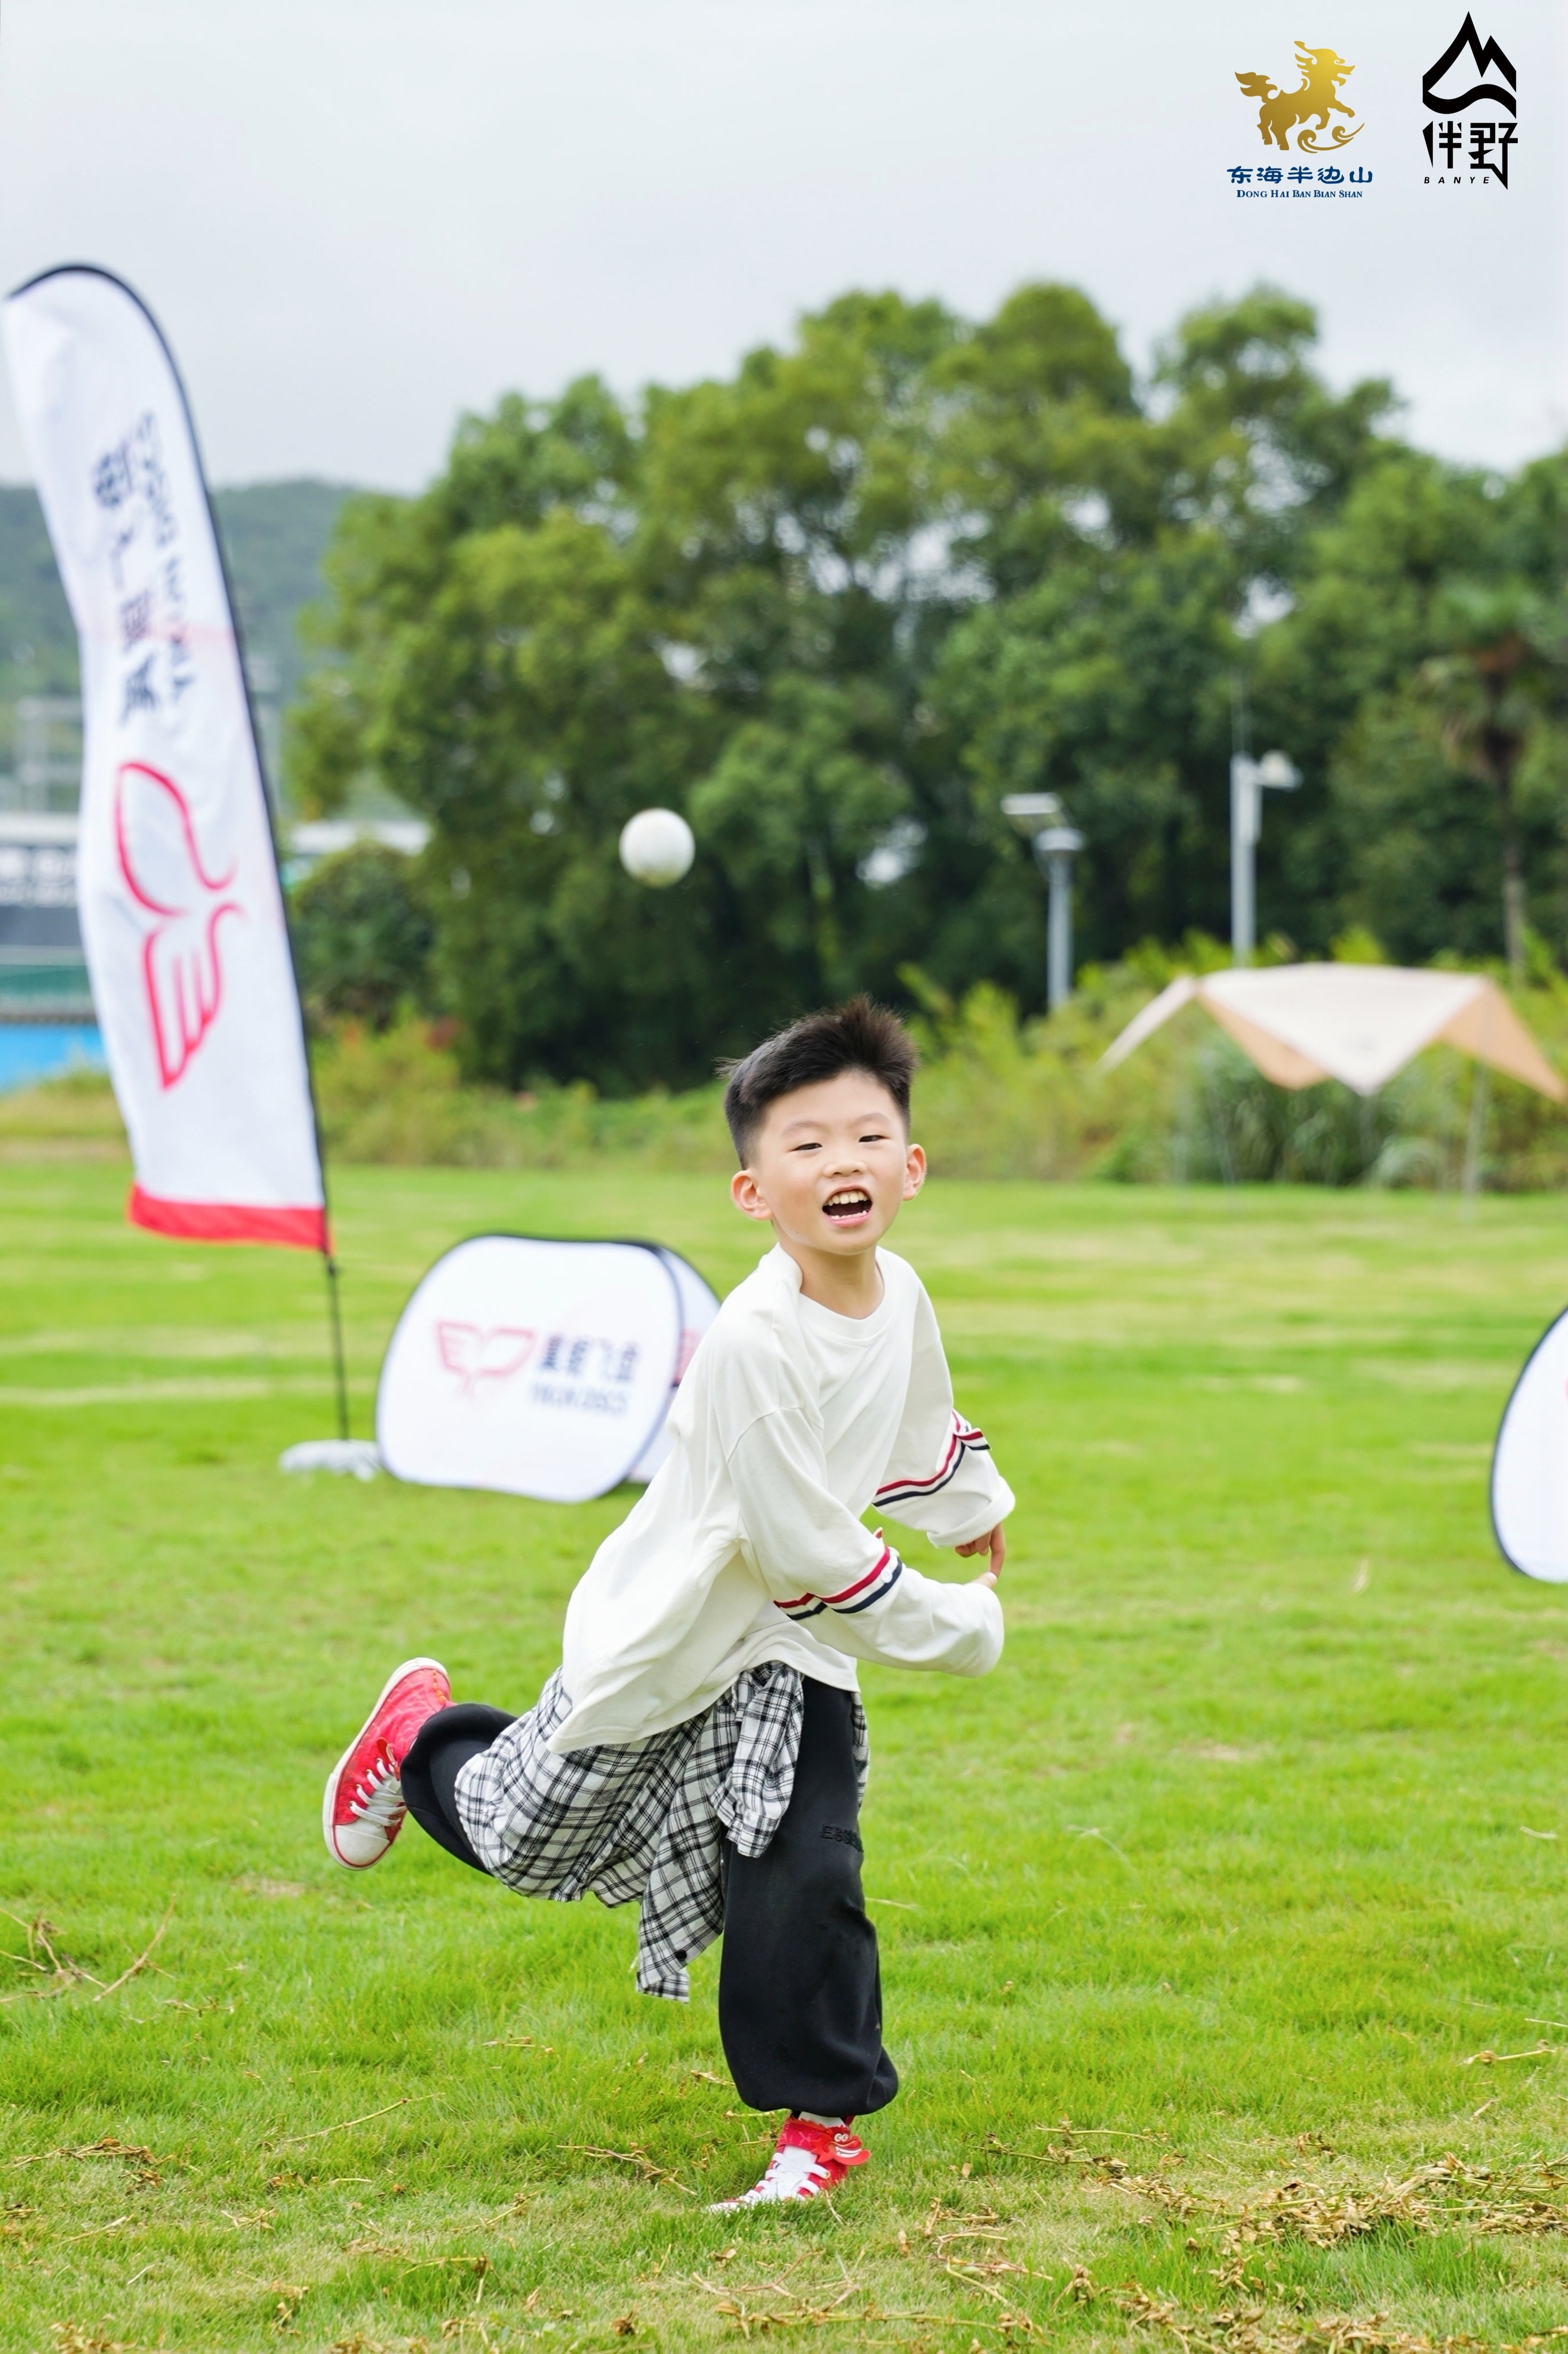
[4,1162,1568,2352]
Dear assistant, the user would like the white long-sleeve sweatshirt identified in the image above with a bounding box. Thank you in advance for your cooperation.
[551,1243,1013,1752]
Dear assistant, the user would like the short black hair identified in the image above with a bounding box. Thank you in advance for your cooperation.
[721,995,918,1165]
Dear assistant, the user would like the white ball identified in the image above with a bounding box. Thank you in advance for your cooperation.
[619,807,695,888]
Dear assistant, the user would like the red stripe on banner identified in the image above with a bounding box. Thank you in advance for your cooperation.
[128,1185,328,1252]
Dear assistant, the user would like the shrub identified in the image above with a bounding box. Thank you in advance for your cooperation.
[290,842,435,1032]
[5,956,1565,1191]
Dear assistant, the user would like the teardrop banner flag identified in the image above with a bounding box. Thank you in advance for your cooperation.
[377,1237,719,1504]
[1491,1305,1568,1583]
[2,267,326,1249]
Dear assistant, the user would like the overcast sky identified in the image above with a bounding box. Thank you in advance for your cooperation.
[0,0,1560,491]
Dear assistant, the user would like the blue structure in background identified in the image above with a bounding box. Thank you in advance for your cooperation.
[0,1024,104,1094]
[1,811,100,1091]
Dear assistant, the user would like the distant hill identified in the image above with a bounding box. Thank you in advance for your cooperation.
[0,484,76,705]
[0,477,365,780]
[212,479,359,709]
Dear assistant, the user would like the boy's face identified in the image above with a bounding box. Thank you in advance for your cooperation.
[730,1069,925,1256]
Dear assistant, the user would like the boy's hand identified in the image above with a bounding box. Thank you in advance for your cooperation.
[955,1523,1005,1586]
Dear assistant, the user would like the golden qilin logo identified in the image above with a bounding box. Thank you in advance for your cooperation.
[1235,42,1361,152]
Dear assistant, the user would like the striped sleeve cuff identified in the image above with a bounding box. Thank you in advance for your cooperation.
[775,1539,904,1621]
[873,1413,990,1514]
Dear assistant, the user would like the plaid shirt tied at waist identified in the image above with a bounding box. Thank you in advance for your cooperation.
[453,1661,869,2000]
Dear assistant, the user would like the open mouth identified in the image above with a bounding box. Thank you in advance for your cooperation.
[822,1189,873,1224]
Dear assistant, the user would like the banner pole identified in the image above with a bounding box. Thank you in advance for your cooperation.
[199,421,349,1437]
[325,1253,350,1441]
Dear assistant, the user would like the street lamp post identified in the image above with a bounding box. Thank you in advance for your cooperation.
[1229,748,1301,964]
[1038,826,1085,1010]
[1002,793,1086,1012]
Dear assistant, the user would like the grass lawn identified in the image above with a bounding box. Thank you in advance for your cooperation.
[3,1161,1568,2351]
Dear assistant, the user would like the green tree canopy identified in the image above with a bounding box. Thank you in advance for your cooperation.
[291,283,1566,1091]
[291,841,434,1033]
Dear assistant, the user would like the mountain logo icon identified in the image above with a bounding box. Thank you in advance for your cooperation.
[1423,14,1517,115]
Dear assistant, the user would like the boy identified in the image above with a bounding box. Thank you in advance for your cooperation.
[323,998,1011,2208]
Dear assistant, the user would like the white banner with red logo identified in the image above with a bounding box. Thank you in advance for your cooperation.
[1492,1305,1568,1583]
[627,1247,721,1483]
[377,1237,719,1503]
[2,267,325,1248]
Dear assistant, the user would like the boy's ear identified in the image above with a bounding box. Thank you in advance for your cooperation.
[901,1141,927,1199]
[731,1168,775,1223]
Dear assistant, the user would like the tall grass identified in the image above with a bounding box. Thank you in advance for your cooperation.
[5,951,1567,1188]
[299,954,1568,1191]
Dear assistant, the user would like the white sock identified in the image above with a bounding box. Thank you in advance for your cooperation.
[797,2110,845,2127]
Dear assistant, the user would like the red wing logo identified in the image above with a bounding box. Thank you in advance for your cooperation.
[435,1322,537,1397]
[114,762,242,1091]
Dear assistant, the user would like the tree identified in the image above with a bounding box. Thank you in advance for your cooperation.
[1420,584,1563,979]
[289,282,1552,1088]
[291,842,434,1031]
[1259,446,1567,961]
[931,533,1241,960]
[1324,691,1510,967]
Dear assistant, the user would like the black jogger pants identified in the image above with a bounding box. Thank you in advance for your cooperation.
[401,1675,897,2119]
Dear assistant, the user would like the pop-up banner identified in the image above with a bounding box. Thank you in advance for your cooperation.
[2,267,325,1248]
[377,1236,720,1505]
[628,1247,722,1483]
[1492,1307,1568,1583]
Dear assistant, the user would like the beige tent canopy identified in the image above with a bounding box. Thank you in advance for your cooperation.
[1100,964,1565,1101]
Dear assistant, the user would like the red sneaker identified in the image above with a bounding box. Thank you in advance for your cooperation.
[707,2118,869,2210]
[322,1658,450,1868]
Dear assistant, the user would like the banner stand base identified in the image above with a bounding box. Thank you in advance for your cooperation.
[279,1439,382,1482]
